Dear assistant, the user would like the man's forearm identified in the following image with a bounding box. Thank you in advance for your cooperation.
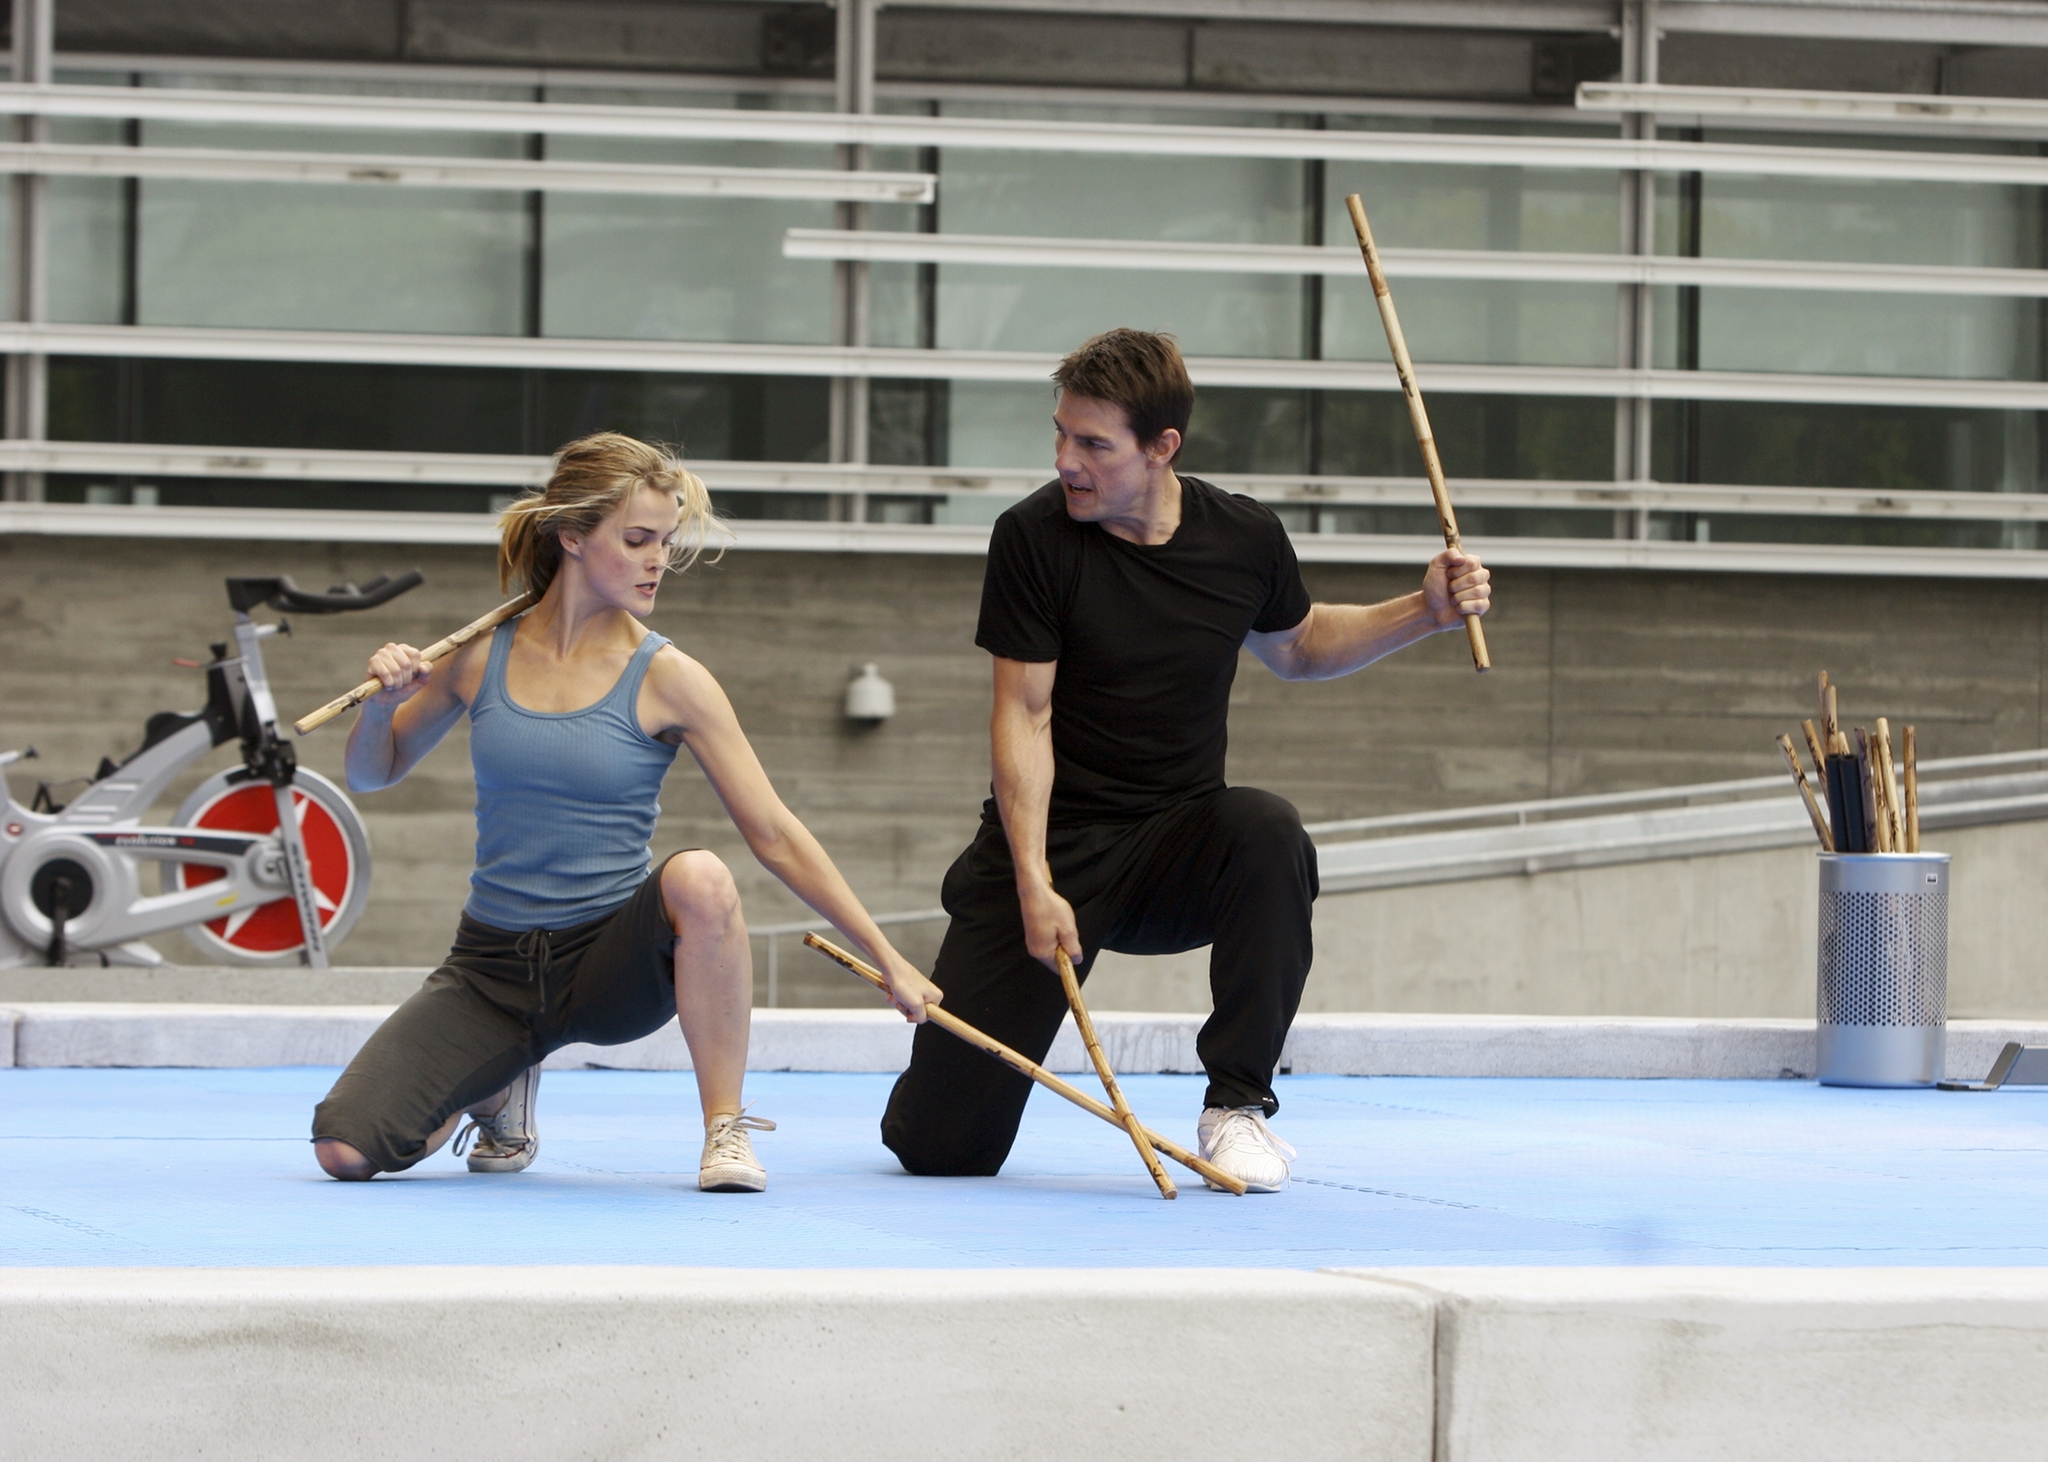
[991,712,1056,893]
[1287,592,1440,680]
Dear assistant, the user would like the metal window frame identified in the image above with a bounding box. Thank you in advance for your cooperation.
[782,227,2048,297]
[9,498,2048,579]
[1580,81,2048,137]
[0,140,934,202]
[5,438,2046,525]
[9,322,2048,413]
[13,84,2048,188]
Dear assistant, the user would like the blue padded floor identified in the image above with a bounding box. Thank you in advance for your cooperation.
[3,1069,2045,1268]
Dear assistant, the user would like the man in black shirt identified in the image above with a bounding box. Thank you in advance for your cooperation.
[882,328,1492,1191]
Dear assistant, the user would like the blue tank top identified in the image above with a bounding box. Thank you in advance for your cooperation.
[463,619,680,931]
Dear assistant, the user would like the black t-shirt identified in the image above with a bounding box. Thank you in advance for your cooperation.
[976,475,1313,826]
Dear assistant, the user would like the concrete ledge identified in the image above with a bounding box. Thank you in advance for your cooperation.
[0,1267,1434,1462]
[1286,1013,1818,1079]
[1338,1267,2048,1462]
[4,1004,391,1068]
[6,1004,2045,1080]
[6,1265,2046,1462]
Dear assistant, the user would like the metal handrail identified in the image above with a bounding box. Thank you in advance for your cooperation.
[747,907,947,1009]
[1302,748,2048,838]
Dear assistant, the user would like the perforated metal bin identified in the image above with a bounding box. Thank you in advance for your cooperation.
[1816,852,1950,1088]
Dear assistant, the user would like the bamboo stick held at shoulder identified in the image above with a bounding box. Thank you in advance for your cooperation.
[1344,192,1490,674]
[293,592,539,736]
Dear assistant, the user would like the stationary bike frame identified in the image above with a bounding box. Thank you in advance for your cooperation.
[0,572,419,969]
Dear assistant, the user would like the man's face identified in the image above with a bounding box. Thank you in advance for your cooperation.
[1052,392,1177,524]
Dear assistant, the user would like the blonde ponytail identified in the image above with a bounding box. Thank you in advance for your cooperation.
[497,432,727,597]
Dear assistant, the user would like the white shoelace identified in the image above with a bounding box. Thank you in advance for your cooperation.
[703,1112,776,1167]
[1207,1108,1297,1164]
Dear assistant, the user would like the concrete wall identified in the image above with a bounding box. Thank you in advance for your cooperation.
[1089,819,2048,1020]
[5,533,2047,1012]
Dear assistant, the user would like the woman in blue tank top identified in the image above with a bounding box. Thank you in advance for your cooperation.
[310,432,940,1192]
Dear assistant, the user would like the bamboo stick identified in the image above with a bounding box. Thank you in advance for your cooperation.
[1904,724,1920,854]
[802,933,1250,1196]
[1874,717,1906,852]
[1778,733,1833,851]
[1856,728,1891,852]
[294,591,538,735]
[1344,192,1489,673]
[1056,949,1176,1199]
[1800,719,1829,784]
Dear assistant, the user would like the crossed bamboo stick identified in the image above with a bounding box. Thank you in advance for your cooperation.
[803,933,1247,1196]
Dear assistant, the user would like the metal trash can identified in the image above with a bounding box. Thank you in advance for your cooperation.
[1817,851,1950,1087]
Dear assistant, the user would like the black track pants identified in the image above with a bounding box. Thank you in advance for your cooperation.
[882,786,1318,1177]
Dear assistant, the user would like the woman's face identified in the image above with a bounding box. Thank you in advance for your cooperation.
[563,485,683,616]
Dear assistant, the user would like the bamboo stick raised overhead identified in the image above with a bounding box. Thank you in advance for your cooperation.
[1344,192,1489,673]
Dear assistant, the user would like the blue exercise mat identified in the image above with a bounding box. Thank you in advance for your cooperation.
[3,1069,2044,1268]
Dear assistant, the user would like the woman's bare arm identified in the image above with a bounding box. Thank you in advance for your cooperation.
[342,637,478,793]
[646,647,942,1021]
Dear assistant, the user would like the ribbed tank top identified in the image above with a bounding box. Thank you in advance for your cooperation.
[463,619,679,931]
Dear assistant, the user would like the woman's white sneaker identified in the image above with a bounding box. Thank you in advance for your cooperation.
[1197,1106,1296,1193]
[700,1112,775,1192]
[452,1066,540,1173]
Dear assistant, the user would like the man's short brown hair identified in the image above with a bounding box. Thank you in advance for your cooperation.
[1052,329,1194,462]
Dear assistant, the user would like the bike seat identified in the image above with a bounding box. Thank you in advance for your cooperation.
[226,571,423,615]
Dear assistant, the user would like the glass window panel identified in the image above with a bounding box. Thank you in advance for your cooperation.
[1692,287,2035,381]
[1323,276,1618,369]
[538,370,829,462]
[1321,392,1614,481]
[1320,121,1620,371]
[1649,142,2046,387]
[540,88,837,346]
[47,76,129,325]
[132,75,534,335]
[1650,399,2044,493]
[933,101,1310,360]
[1683,134,2043,268]
[946,380,1054,470]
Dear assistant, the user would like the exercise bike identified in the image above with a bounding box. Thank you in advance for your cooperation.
[0,570,421,968]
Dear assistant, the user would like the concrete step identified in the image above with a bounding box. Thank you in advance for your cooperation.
[5,1002,2045,1080]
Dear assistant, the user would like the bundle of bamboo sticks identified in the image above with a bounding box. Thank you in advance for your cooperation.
[1776,672,1920,854]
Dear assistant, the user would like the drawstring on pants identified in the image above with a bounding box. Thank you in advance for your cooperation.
[515,927,555,1008]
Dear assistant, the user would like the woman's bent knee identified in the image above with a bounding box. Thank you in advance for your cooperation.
[314,1137,378,1182]
[662,849,740,929]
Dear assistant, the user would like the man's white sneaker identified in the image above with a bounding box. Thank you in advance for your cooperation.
[1197,1106,1296,1193]
[453,1066,540,1174]
[700,1112,776,1193]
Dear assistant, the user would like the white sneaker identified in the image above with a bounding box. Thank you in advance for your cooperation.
[1198,1106,1296,1193]
[453,1067,540,1174]
[700,1111,776,1193]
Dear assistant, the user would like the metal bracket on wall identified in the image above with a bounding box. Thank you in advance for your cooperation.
[1938,1042,2048,1091]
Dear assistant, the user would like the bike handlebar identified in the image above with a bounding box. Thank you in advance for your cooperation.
[226,570,424,615]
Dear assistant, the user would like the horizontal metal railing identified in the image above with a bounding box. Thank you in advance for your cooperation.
[10,81,2048,186]
[5,440,2045,525]
[1310,749,2048,893]
[747,907,946,1009]
[7,322,2048,414]
[784,229,2048,299]
[0,140,932,202]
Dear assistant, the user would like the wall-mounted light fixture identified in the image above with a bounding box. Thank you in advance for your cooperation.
[844,662,895,723]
